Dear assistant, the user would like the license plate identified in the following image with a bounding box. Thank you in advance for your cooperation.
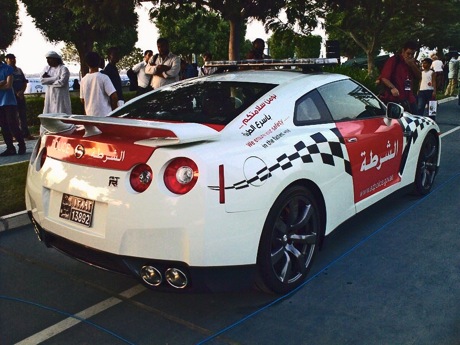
[59,193,94,227]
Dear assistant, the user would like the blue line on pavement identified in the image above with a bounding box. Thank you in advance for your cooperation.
[196,171,460,344]
[0,295,136,345]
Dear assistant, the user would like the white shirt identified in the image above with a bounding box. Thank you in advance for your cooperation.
[420,70,434,91]
[198,65,217,76]
[431,59,443,72]
[40,64,72,114]
[80,72,116,116]
[148,52,181,89]
[132,61,151,88]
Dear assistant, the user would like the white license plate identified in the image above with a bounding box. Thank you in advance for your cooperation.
[59,193,94,227]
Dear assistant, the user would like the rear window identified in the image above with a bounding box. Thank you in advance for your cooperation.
[111,80,276,125]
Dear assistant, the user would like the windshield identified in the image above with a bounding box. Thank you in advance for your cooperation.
[111,80,276,125]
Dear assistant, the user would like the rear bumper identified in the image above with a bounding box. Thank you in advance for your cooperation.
[29,211,257,292]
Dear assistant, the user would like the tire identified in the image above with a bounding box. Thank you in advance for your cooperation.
[414,132,439,195]
[256,186,320,294]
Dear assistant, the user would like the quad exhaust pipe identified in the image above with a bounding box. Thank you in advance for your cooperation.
[140,265,188,289]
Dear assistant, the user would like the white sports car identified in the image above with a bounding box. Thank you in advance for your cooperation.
[26,59,441,293]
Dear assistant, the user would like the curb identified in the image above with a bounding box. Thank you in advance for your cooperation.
[438,96,456,104]
[0,210,31,232]
[1,97,457,234]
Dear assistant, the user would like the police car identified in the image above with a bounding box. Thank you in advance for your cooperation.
[25,59,441,293]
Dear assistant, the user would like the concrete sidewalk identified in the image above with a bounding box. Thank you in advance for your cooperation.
[0,210,30,232]
[0,137,37,164]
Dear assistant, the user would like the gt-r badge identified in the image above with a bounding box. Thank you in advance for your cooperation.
[74,144,85,159]
[108,176,120,187]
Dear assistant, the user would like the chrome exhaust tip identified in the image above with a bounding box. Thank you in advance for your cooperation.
[140,265,162,286]
[165,268,188,288]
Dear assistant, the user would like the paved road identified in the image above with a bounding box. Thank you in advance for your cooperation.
[0,137,37,165]
[1,100,459,344]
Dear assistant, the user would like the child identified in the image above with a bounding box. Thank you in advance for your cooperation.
[417,58,436,119]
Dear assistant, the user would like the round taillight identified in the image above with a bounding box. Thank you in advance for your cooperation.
[38,147,47,170]
[130,164,153,193]
[164,158,198,195]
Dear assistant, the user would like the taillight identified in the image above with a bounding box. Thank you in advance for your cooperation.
[130,164,153,193]
[38,147,47,171]
[164,158,198,195]
[29,138,41,165]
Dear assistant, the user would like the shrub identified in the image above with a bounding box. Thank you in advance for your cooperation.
[25,94,45,126]
[324,65,380,93]
[24,88,137,127]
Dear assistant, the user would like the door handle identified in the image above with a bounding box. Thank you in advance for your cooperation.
[347,137,358,143]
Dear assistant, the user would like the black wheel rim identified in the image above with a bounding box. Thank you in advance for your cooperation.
[419,135,438,190]
[270,195,318,284]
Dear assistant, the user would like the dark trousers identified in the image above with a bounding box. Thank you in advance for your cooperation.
[416,90,433,116]
[136,85,152,96]
[435,72,444,92]
[0,105,25,151]
[395,99,417,114]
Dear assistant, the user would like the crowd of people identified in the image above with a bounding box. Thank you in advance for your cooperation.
[4,37,455,157]
[378,40,460,120]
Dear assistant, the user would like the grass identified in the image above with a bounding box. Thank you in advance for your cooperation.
[0,161,28,216]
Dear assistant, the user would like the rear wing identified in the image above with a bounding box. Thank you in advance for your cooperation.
[39,113,221,147]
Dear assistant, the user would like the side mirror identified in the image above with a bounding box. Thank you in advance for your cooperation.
[386,102,404,119]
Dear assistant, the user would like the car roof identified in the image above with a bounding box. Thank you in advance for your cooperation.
[196,69,349,89]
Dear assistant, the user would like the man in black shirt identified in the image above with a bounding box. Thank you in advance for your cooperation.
[102,47,124,106]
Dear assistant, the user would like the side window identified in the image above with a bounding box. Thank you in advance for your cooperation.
[317,79,386,121]
[294,89,333,125]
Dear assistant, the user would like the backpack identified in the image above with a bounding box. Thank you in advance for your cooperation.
[126,68,138,91]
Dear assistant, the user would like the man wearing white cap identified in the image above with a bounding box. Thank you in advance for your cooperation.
[40,51,72,115]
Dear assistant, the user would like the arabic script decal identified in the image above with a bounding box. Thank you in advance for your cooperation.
[360,140,399,172]
[242,114,272,136]
[240,94,277,128]
[89,147,126,163]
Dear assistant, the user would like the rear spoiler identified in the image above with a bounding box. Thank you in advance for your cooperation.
[39,113,221,147]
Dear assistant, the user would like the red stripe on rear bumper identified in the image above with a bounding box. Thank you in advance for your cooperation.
[45,134,156,170]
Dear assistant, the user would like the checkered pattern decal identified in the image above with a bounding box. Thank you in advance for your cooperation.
[397,115,435,175]
[209,128,352,191]
[399,116,434,144]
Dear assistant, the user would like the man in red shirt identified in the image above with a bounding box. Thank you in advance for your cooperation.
[379,41,421,113]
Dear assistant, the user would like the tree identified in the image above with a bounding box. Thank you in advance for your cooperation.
[322,12,362,60]
[118,48,144,71]
[274,0,451,75]
[268,30,296,59]
[152,3,248,62]
[268,29,321,60]
[60,43,79,64]
[61,43,144,72]
[264,1,321,36]
[320,0,416,76]
[146,0,288,60]
[321,0,460,75]
[22,0,138,76]
[294,35,322,59]
[379,0,460,56]
[0,0,20,51]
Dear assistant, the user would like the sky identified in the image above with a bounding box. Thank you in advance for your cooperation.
[7,1,270,75]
